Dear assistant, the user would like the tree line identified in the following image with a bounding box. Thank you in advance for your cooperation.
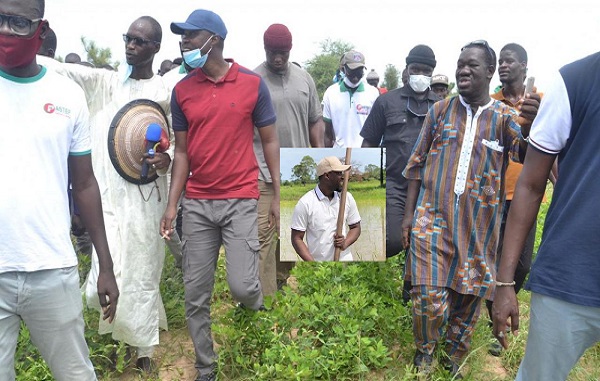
[287,155,384,186]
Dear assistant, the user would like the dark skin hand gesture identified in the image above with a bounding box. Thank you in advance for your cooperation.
[517,92,541,138]
[144,152,171,170]
[401,215,412,250]
[333,223,361,252]
[492,286,520,349]
[69,154,120,323]
[401,179,421,251]
[70,213,86,236]
[98,270,119,323]
[333,233,347,250]
[519,92,541,120]
[269,198,280,234]
[160,204,177,241]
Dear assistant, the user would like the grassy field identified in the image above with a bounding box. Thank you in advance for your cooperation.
[14,182,600,380]
[280,179,386,204]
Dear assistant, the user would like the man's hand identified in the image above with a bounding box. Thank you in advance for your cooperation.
[269,197,280,234]
[71,213,86,236]
[333,233,346,250]
[145,152,171,171]
[492,286,520,349]
[160,206,177,241]
[401,216,412,250]
[519,92,541,123]
[97,270,119,323]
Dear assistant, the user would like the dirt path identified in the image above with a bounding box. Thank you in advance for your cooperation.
[109,329,196,381]
[482,353,509,379]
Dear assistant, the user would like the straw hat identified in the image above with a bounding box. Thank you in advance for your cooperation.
[108,99,170,184]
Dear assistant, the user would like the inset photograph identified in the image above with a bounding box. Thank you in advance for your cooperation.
[280,148,385,261]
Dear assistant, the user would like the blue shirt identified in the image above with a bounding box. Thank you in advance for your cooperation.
[526,51,600,307]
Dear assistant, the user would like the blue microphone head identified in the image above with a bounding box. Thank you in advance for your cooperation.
[145,123,163,142]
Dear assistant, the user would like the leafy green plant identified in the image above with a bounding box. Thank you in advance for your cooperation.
[213,261,409,380]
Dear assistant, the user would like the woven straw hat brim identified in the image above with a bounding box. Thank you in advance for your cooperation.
[108,99,170,185]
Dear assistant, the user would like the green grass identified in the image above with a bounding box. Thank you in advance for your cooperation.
[280,179,385,203]
[14,182,600,380]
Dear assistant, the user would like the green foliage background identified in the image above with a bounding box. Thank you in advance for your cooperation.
[305,39,354,100]
[13,184,600,381]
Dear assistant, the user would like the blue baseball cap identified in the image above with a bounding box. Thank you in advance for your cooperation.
[170,9,227,39]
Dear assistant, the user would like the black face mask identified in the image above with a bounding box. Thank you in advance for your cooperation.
[344,66,364,81]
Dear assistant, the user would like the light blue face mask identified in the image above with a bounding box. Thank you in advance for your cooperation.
[182,34,214,69]
[119,63,133,84]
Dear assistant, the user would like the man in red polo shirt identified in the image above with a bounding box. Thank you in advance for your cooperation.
[160,9,280,381]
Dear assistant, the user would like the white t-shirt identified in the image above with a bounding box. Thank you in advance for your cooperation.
[0,67,90,273]
[322,80,379,148]
[528,70,572,154]
[291,186,361,261]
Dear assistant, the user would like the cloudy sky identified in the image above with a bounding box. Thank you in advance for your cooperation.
[46,0,599,90]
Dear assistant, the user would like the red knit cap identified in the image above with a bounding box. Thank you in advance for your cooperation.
[263,23,292,51]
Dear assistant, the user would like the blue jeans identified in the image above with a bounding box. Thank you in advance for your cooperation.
[516,292,600,381]
[0,267,96,381]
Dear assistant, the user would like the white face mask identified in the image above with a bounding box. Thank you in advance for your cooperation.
[343,76,359,88]
[409,74,432,93]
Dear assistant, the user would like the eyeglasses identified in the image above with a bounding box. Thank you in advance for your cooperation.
[0,13,41,36]
[344,66,365,78]
[122,34,159,46]
[462,39,495,65]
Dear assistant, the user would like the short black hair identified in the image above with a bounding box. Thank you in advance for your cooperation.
[137,16,162,43]
[65,52,81,63]
[501,43,528,64]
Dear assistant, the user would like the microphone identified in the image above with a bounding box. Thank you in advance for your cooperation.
[141,123,163,180]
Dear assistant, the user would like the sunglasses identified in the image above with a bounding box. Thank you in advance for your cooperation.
[122,34,159,46]
[344,66,365,78]
[462,39,495,65]
[0,13,41,36]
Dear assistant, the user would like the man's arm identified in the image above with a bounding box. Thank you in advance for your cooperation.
[291,229,315,261]
[306,72,325,148]
[324,120,335,147]
[258,124,280,232]
[69,154,119,322]
[549,158,559,185]
[160,130,189,239]
[334,222,361,250]
[401,179,421,249]
[360,97,385,147]
[308,117,325,147]
[38,55,107,106]
[148,81,175,177]
[492,147,555,348]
